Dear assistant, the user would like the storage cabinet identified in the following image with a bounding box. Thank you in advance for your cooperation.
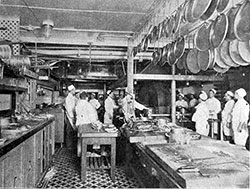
[0,119,55,188]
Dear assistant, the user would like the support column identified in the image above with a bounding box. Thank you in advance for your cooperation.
[127,38,134,94]
[171,64,176,123]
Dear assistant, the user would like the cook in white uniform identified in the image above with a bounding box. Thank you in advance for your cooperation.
[75,91,98,127]
[104,90,118,124]
[206,89,221,135]
[176,93,188,109]
[221,91,235,141]
[232,88,249,146]
[65,85,77,127]
[89,93,101,110]
[192,91,210,136]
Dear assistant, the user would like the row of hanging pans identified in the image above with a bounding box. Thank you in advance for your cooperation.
[146,0,250,74]
[0,45,31,67]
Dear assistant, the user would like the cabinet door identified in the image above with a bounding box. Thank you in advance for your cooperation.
[3,146,23,187]
[34,131,42,184]
[22,137,35,187]
[50,121,55,156]
[55,111,64,143]
[0,158,4,188]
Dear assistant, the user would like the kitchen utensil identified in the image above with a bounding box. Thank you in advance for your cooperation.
[214,47,230,69]
[238,41,250,62]
[226,5,241,40]
[174,35,185,59]
[194,21,213,51]
[216,0,230,13]
[186,48,200,74]
[185,0,198,23]
[229,39,250,66]
[197,48,215,71]
[219,40,239,67]
[192,0,213,19]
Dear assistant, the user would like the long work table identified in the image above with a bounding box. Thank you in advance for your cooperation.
[121,121,250,188]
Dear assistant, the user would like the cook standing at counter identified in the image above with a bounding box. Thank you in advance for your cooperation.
[206,89,221,136]
[232,88,249,146]
[104,90,118,124]
[176,93,188,109]
[65,85,77,127]
[192,91,210,136]
[221,91,235,141]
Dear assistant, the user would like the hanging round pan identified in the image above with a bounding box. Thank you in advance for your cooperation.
[160,19,167,38]
[167,42,177,66]
[213,63,230,73]
[150,26,158,43]
[238,41,250,62]
[194,21,213,51]
[234,0,250,41]
[229,39,250,66]
[185,0,198,23]
[186,48,200,74]
[209,13,229,48]
[214,47,230,69]
[197,48,215,71]
[176,50,189,70]
[157,22,163,41]
[219,40,239,67]
[226,5,241,41]
[174,35,185,59]
[143,35,150,52]
[192,0,213,19]
[160,44,168,66]
[200,0,219,21]
[164,17,170,38]
[216,0,230,13]
[167,15,175,36]
[173,7,182,34]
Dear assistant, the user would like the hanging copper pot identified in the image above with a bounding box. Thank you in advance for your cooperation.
[200,0,219,21]
[160,44,168,66]
[167,42,177,66]
[234,0,250,41]
[194,21,213,51]
[186,48,200,74]
[161,19,167,38]
[209,13,228,48]
[226,5,241,41]
[150,26,158,43]
[157,22,163,41]
[192,0,213,19]
[214,47,230,69]
[174,35,185,59]
[229,39,250,66]
[173,7,182,34]
[164,17,170,38]
[167,15,175,36]
[219,40,239,67]
[216,0,230,13]
[197,48,215,71]
[185,0,198,23]
[238,41,250,63]
[152,48,162,65]
[213,63,229,73]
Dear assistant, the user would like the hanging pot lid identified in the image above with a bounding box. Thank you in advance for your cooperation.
[157,22,163,41]
[213,62,230,73]
[186,48,200,74]
[168,15,175,36]
[210,13,229,48]
[197,49,215,71]
[200,0,219,21]
[151,26,158,43]
[194,21,213,51]
[238,41,250,62]
[143,35,150,52]
[219,40,239,67]
[160,19,167,38]
[234,0,250,41]
[174,36,185,59]
[160,44,168,66]
[216,0,230,13]
[214,47,230,69]
[173,7,182,34]
[229,39,249,66]
[168,42,177,66]
[192,0,213,19]
[226,5,241,41]
[185,0,198,23]
[152,50,160,66]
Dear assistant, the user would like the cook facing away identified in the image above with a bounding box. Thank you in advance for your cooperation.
[65,85,77,126]
[104,90,118,124]
[192,91,210,136]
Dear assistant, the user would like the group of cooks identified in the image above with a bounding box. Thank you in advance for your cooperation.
[64,84,148,130]
[177,88,249,147]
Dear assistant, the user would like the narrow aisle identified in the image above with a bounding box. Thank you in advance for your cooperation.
[38,147,140,188]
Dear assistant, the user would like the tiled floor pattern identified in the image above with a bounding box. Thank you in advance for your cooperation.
[39,147,140,188]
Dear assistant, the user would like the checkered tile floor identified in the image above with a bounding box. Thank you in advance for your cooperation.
[39,147,140,188]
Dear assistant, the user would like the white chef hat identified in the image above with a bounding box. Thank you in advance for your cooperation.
[225,91,234,97]
[107,90,112,95]
[199,91,208,101]
[209,88,217,94]
[235,88,247,98]
[178,93,184,98]
[68,85,75,91]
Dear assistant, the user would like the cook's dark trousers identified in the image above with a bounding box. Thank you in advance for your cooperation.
[64,114,77,151]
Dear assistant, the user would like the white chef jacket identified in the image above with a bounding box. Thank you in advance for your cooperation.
[232,98,249,146]
[206,97,221,133]
[89,98,101,110]
[192,101,210,136]
[221,99,235,136]
[65,93,76,125]
[104,96,117,124]
[75,99,98,126]
[189,98,198,108]
[176,99,188,108]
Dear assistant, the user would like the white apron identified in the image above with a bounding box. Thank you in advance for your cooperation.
[232,98,249,146]
[206,97,221,134]
[192,101,210,136]
[104,97,116,124]
[221,99,235,136]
